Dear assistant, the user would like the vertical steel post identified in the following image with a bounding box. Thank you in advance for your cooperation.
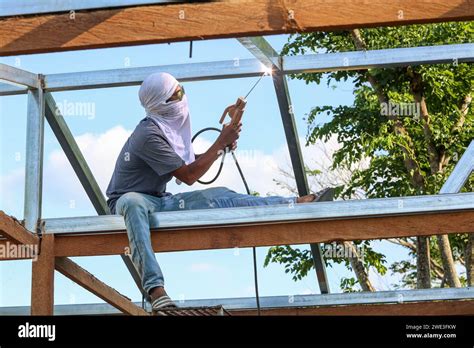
[24,80,45,232]
[272,70,330,294]
[237,36,331,294]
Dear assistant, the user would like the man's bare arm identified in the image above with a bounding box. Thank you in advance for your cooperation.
[172,123,241,185]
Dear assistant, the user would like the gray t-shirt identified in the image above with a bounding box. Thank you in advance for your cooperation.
[106,117,185,214]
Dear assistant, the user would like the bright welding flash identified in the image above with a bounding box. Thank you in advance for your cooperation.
[261,63,273,76]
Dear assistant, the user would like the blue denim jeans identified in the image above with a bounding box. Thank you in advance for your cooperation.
[115,186,296,294]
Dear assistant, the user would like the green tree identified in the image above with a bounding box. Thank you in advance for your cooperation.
[265,22,473,291]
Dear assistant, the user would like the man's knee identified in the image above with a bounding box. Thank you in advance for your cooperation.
[116,192,148,215]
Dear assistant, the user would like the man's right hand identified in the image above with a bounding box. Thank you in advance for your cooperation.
[217,122,242,149]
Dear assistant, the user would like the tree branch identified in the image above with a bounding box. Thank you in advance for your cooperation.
[350,29,425,189]
[405,66,441,174]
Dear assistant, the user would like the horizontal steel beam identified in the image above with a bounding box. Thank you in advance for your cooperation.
[0,0,183,17]
[283,43,474,74]
[43,192,474,235]
[0,288,472,315]
[46,59,263,91]
[0,58,263,96]
[0,82,25,95]
[0,63,39,88]
[1,44,472,96]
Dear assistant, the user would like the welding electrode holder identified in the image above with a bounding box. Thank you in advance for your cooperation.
[191,96,248,187]
[219,97,247,127]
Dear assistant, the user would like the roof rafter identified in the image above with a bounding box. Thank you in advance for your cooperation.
[1,0,472,56]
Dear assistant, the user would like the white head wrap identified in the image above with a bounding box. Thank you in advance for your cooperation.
[139,72,195,164]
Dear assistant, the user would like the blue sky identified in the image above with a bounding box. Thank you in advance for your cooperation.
[0,34,410,308]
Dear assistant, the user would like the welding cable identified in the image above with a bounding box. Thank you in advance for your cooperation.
[191,127,261,316]
[191,127,225,185]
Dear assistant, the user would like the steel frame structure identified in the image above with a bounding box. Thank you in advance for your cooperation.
[1,29,473,315]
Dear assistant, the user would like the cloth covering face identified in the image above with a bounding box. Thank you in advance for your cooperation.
[138,72,195,164]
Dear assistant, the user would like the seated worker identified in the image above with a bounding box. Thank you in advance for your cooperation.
[106,72,330,311]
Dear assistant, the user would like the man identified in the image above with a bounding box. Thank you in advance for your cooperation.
[106,72,328,311]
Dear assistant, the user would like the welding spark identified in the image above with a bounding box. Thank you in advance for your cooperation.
[261,63,273,76]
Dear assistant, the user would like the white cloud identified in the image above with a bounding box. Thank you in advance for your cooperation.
[47,125,131,193]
